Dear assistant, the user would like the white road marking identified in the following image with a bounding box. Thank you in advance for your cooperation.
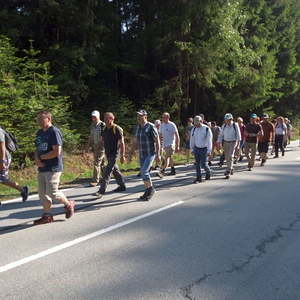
[0,200,184,273]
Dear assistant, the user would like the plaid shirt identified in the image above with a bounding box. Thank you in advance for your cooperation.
[90,121,105,149]
[135,122,158,157]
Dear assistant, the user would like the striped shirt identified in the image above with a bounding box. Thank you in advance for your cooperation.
[135,122,158,157]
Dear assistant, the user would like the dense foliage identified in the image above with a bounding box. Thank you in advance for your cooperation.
[0,0,299,159]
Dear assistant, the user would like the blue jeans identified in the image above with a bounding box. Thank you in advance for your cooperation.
[194,147,211,178]
[140,154,155,183]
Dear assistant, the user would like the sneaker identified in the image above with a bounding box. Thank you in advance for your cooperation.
[193,177,202,183]
[282,152,285,157]
[233,158,237,164]
[224,170,230,179]
[157,170,165,178]
[139,187,155,201]
[113,185,126,193]
[261,159,266,166]
[34,213,54,225]
[248,167,252,171]
[21,186,29,202]
[273,155,278,158]
[205,173,211,180]
[94,191,104,199]
[64,200,75,219]
[89,182,98,187]
[167,167,176,176]
[230,169,234,175]
[208,161,212,166]
[238,155,243,162]
[218,162,223,167]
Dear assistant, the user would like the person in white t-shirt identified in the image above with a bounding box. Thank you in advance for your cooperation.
[158,112,180,177]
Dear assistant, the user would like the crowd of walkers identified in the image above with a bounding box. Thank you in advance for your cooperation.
[0,109,294,225]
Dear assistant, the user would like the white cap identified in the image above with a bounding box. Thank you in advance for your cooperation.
[194,115,203,124]
[91,110,100,118]
[155,120,161,126]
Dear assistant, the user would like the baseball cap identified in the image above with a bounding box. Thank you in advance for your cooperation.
[137,109,148,116]
[91,110,100,118]
[250,113,258,119]
[224,113,233,120]
[263,113,269,118]
[194,115,203,124]
[155,120,161,126]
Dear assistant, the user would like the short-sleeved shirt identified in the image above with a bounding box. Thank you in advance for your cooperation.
[211,126,221,142]
[0,128,11,161]
[239,123,246,141]
[135,122,158,157]
[159,121,178,147]
[101,124,123,156]
[185,125,193,141]
[260,121,274,142]
[90,121,105,149]
[245,123,262,143]
[275,123,287,135]
[36,126,63,172]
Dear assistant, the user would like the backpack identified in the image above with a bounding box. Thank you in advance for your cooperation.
[191,126,209,137]
[0,127,18,152]
[223,122,238,139]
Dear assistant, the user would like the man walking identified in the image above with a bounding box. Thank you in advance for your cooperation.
[86,110,105,186]
[190,115,212,183]
[217,113,241,179]
[258,114,274,166]
[158,112,180,177]
[34,110,75,225]
[130,110,161,201]
[244,114,263,171]
[0,127,28,201]
[95,112,126,198]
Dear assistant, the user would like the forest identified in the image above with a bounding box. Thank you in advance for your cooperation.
[0,0,300,156]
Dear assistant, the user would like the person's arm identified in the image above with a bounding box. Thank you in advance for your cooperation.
[175,130,180,152]
[235,124,241,148]
[190,129,195,150]
[0,141,6,171]
[40,145,61,160]
[154,135,161,164]
[119,136,126,164]
[216,126,224,149]
[206,128,213,155]
[35,151,45,168]
[258,126,263,138]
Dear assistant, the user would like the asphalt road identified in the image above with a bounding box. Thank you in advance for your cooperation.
[1,141,300,300]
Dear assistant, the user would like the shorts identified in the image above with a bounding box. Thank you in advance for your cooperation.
[0,159,11,183]
[38,172,65,205]
[164,145,175,157]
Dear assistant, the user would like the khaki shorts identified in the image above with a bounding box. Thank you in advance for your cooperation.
[164,145,175,157]
[38,172,65,205]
